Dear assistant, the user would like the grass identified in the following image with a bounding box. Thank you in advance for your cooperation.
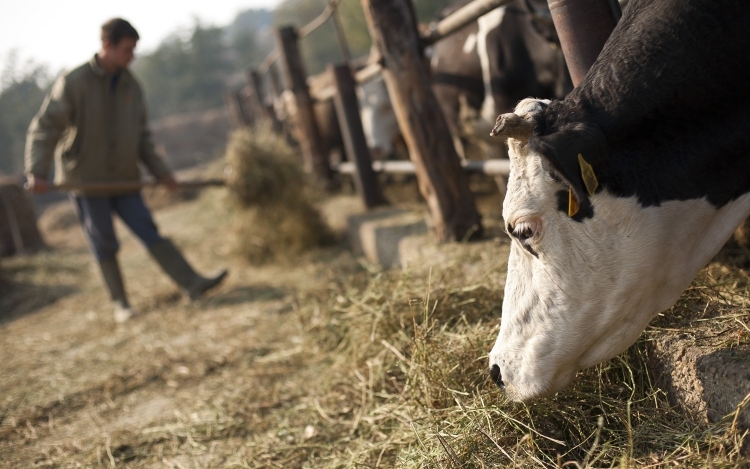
[0,175,749,467]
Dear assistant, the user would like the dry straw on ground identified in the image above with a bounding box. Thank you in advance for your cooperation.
[254,233,750,468]
[2,182,750,467]
[224,125,331,263]
[225,125,307,207]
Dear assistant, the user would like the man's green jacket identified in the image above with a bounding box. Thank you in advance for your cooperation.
[25,55,170,195]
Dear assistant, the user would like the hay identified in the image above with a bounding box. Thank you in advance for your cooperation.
[278,236,750,468]
[224,126,332,263]
[225,126,306,207]
[4,188,750,466]
[0,178,45,257]
[232,201,332,264]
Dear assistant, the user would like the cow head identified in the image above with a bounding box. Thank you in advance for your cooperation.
[488,98,750,401]
[358,76,401,160]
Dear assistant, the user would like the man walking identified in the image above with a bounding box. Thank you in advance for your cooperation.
[25,18,227,323]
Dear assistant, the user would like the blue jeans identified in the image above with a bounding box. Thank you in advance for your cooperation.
[71,193,164,260]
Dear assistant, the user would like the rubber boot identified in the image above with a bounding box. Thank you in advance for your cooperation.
[97,256,136,323]
[148,239,228,300]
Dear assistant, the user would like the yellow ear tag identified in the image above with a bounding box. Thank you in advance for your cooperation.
[578,153,598,197]
[568,188,579,217]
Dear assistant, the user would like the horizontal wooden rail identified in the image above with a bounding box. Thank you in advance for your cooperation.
[336,159,510,176]
[309,61,385,103]
[312,85,338,102]
[258,50,281,76]
[354,62,383,84]
[421,0,514,46]
[299,0,342,38]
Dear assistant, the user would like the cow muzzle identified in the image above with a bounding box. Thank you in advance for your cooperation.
[489,364,505,389]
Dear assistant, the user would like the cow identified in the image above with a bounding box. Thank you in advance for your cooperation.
[279,55,404,168]
[430,0,572,162]
[357,74,405,162]
[486,0,750,402]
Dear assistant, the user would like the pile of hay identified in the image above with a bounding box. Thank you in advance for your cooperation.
[0,178,45,257]
[224,126,331,263]
[265,233,750,467]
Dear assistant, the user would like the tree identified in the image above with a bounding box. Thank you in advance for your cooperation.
[273,0,356,75]
[132,21,234,119]
[229,9,275,70]
[0,52,49,176]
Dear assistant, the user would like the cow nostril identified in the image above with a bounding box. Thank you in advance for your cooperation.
[489,364,505,389]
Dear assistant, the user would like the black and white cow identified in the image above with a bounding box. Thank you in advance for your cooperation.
[430,0,572,160]
[279,59,403,165]
[487,0,750,401]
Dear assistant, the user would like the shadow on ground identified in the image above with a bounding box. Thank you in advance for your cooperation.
[0,281,79,325]
[714,240,750,270]
[204,284,289,307]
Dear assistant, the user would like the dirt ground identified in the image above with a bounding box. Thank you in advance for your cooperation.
[0,185,365,466]
[0,175,510,467]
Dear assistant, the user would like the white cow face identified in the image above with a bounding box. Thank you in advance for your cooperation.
[357,76,400,159]
[489,99,750,401]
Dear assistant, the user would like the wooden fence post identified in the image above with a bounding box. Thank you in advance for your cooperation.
[238,87,256,126]
[247,69,283,133]
[268,66,283,103]
[548,0,619,86]
[329,64,386,209]
[222,89,250,129]
[360,0,482,241]
[246,70,267,122]
[266,66,291,137]
[275,26,333,184]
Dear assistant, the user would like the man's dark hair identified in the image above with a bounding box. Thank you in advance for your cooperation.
[101,18,139,45]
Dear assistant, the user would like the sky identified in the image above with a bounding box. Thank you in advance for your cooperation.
[1,0,282,78]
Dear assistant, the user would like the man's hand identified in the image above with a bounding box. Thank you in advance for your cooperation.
[26,174,49,194]
[159,174,178,192]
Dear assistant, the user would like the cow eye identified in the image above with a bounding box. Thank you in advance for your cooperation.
[515,225,534,241]
[510,219,540,242]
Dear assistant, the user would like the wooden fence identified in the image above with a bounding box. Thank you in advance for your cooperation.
[225,0,618,242]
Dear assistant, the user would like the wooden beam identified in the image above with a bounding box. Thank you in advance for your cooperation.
[361,0,482,242]
[247,69,284,134]
[421,0,514,46]
[222,89,249,129]
[329,64,386,209]
[246,70,268,122]
[275,26,333,183]
[548,0,619,86]
[336,159,510,176]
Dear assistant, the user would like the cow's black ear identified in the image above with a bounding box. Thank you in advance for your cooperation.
[528,122,608,217]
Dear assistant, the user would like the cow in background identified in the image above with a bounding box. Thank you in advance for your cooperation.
[429,0,572,164]
[357,74,406,162]
[279,53,404,169]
